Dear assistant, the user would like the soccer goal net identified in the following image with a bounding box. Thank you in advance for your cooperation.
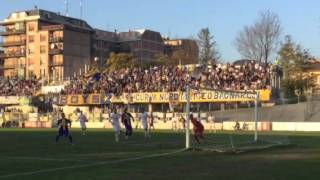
[184,86,291,153]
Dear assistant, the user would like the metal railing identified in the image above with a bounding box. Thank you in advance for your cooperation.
[49,48,63,55]
[0,40,26,47]
[49,37,63,43]
[0,29,25,36]
[0,51,25,58]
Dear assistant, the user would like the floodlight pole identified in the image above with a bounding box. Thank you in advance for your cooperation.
[186,85,191,149]
[254,93,259,142]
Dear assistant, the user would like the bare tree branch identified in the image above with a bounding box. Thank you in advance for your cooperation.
[235,10,281,63]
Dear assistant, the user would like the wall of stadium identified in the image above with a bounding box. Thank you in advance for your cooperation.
[6,117,320,131]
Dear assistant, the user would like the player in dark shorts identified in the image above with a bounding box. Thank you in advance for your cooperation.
[121,107,135,139]
[149,112,155,130]
[55,113,73,144]
[190,114,205,144]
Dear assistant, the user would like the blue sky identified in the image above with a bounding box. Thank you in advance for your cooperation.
[0,0,319,62]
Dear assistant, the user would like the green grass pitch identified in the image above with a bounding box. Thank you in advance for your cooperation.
[0,128,320,180]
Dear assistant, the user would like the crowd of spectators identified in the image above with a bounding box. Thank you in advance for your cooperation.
[0,78,41,96]
[0,61,272,96]
[62,61,271,95]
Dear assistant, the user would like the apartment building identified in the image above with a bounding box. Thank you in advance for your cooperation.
[118,29,164,63]
[0,49,4,76]
[0,8,92,81]
[164,39,199,64]
[0,8,197,81]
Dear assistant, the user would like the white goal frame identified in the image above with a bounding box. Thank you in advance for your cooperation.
[185,86,259,149]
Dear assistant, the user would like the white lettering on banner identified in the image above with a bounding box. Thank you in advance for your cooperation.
[117,90,269,103]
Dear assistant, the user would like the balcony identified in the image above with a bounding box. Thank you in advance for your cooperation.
[0,29,26,36]
[0,51,26,58]
[0,40,26,47]
[49,37,63,43]
[3,64,15,69]
[49,61,63,66]
[49,48,63,55]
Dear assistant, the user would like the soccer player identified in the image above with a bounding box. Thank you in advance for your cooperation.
[149,112,155,130]
[179,115,186,130]
[77,109,88,135]
[139,109,150,139]
[190,113,204,144]
[110,107,121,142]
[121,107,134,139]
[55,113,74,144]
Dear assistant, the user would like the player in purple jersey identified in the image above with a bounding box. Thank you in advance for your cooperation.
[121,107,135,139]
[55,113,74,144]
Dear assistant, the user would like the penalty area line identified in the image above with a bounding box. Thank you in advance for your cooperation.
[0,149,185,179]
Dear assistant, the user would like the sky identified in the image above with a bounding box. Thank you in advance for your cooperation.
[0,0,319,62]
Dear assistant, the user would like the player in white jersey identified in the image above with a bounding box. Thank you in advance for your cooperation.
[110,107,121,142]
[139,109,150,139]
[77,109,88,135]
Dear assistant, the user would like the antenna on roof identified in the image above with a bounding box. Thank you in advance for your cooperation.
[64,0,69,17]
[167,28,171,39]
[80,0,83,19]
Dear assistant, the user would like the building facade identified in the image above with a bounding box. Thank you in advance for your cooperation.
[0,49,4,76]
[0,9,93,81]
[1,8,198,81]
[164,39,199,64]
[118,29,164,63]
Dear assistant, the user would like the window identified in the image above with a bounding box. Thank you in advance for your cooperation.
[40,56,46,65]
[40,69,46,78]
[40,45,46,54]
[40,34,46,42]
[28,48,34,55]
[15,22,25,31]
[28,35,34,43]
[28,23,35,31]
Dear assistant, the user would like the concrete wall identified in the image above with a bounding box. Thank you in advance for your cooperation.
[7,118,320,132]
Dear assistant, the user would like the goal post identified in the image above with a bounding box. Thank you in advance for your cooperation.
[184,87,259,150]
[254,93,259,142]
[185,85,191,149]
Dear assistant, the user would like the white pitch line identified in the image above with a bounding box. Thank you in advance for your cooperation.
[0,156,91,163]
[74,151,152,157]
[0,149,185,179]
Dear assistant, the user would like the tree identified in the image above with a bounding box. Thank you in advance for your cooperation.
[278,35,314,97]
[197,27,220,65]
[142,53,170,68]
[235,10,281,64]
[105,53,138,72]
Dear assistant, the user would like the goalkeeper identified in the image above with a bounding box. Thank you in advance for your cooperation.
[190,113,205,144]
